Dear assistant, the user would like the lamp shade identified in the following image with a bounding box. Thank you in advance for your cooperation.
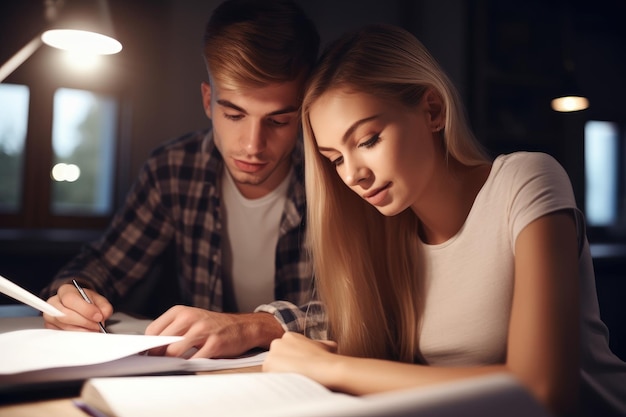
[551,67,588,112]
[41,0,122,55]
[551,95,589,113]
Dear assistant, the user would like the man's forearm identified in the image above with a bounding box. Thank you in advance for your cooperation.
[243,312,286,349]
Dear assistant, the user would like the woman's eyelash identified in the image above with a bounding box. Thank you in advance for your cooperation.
[331,156,343,166]
[360,133,380,148]
[328,134,380,166]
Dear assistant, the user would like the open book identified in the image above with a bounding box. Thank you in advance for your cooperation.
[78,372,552,417]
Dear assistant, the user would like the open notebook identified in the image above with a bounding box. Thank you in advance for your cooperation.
[77,372,553,417]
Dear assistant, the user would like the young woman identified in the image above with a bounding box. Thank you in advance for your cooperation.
[262,24,626,416]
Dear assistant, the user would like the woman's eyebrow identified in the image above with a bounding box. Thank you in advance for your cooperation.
[317,114,380,152]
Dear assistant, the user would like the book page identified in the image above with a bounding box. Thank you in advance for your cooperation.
[82,372,359,417]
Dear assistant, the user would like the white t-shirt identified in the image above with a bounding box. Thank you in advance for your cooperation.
[221,168,291,312]
[418,152,626,414]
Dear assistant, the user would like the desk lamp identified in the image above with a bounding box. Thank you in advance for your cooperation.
[0,0,122,83]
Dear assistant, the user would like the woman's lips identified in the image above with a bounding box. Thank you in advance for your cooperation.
[363,183,391,205]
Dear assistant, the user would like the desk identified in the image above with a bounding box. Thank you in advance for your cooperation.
[0,366,262,417]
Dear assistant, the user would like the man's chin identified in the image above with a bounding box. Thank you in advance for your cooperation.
[230,170,267,185]
[230,171,272,190]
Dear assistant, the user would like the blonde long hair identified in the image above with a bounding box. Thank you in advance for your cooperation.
[302,24,490,363]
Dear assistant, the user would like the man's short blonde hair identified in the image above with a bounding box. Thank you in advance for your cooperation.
[203,0,320,90]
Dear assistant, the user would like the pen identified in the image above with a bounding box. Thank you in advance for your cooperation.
[72,279,107,334]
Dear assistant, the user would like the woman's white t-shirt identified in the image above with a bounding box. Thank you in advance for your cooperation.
[418,152,626,414]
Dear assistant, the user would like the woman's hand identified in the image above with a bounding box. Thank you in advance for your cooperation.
[263,332,339,386]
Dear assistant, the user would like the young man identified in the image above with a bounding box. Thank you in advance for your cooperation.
[40,0,323,359]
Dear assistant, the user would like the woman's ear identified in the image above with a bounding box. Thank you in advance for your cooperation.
[200,82,212,119]
[424,89,445,132]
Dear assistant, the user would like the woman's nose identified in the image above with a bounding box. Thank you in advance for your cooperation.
[343,159,370,186]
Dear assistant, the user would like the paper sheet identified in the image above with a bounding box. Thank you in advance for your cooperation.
[186,351,267,371]
[0,312,268,389]
[0,329,183,374]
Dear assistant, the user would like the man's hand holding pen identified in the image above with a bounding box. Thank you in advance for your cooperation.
[43,281,113,333]
[72,280,108,333]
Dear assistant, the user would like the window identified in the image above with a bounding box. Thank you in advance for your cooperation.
[51,88,118,216]
[0,83,120,229]
[0,84,29,213]
[584,120,625,239]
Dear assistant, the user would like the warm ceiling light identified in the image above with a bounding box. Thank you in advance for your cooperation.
[551,70,589,113]
[551,95,590,112]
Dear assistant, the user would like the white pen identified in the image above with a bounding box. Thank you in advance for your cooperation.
[72,279,107,334]
[0,274,65,317]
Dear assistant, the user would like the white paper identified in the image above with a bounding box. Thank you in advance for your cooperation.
[3,351,268,387]
[5,354,190,385]
[0,313,268,390]
[0,329,183,374]
[0,274,64,317]
[186,351,268,371]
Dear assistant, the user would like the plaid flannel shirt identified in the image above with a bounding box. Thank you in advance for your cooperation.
[42,128,326,337]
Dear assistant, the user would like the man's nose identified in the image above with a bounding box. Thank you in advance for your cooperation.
[241,121,266,154]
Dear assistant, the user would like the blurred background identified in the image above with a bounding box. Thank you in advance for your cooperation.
[0,0,624,357]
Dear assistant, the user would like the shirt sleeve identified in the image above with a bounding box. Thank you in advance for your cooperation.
[255,300,328,340]
[507,152,585,253]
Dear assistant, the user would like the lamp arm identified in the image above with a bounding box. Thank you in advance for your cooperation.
[0,35,44,84]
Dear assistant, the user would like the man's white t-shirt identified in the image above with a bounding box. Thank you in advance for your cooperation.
[221,168,291,312]
[418,152,626,414]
